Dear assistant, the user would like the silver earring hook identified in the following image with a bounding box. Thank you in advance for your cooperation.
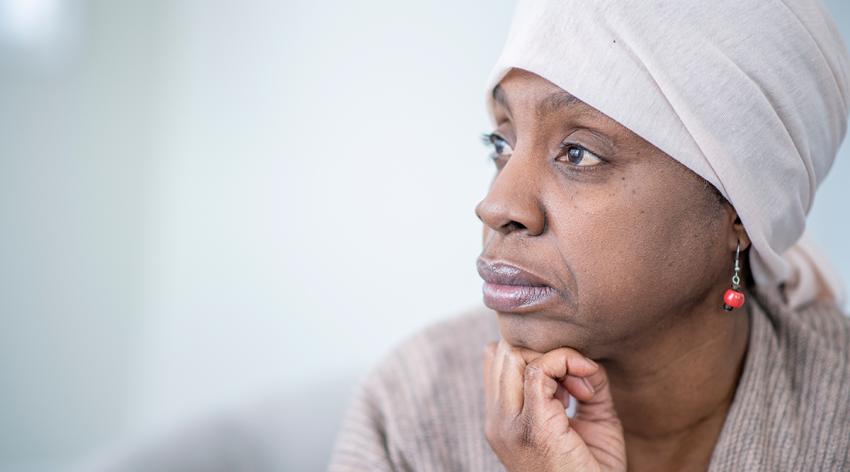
[732,240,741,289]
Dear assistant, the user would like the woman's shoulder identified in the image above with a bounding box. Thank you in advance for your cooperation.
[701,289,850,470]
[772,294,850,368]
[331,307,503,470]
[747,288,850,464]
[755,285,850,398]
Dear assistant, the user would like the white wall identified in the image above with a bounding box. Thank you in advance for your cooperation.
[1,1,849,470]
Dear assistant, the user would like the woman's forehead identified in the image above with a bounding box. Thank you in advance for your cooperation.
[490,72,623,132]
[493,83,584,116]
[491,85,600,125]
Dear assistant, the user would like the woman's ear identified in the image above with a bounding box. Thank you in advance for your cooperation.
[732,214,752,252]
[722,202,751,251]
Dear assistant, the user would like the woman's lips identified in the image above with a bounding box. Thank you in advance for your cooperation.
[476,258,560,312]
[481,282,559,312]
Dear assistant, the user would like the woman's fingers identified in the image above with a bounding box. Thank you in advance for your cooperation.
[515,345,599,378]
[483,341,497,413]
[519,347,600,437]
[516,345,618,423]
[568,362,627,471]
[483,339,525,416]
[496,339,526,415]
[482,339,626,472]
[555,382,571,410]
[484,342,599,417]
[571,363,620,423]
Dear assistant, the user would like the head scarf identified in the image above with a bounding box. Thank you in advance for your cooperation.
[484,0,850,311]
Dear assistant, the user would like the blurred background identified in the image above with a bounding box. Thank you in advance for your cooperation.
[1,0,848,470]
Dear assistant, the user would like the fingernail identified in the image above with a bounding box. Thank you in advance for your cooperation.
[585,356,598,369]
[582,377,595,394]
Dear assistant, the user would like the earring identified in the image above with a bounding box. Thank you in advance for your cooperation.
[722,241,746,311]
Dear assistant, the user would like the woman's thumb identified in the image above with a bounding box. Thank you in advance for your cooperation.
[567,362,627,471]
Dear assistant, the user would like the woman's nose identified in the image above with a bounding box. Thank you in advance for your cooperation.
[474,155,546,237]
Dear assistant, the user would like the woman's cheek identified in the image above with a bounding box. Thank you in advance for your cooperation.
[555,204,666,314]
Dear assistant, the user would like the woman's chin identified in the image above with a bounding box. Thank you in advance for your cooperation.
[495,310,588,354]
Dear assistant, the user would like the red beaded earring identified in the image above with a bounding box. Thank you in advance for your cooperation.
[722,241,745,311]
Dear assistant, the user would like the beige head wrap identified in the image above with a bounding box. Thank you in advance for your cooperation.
[485,0,850,310]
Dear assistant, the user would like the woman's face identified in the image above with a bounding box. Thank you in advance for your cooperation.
[475,68,741,357]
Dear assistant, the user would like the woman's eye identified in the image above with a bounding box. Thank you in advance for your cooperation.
[481,132,514,160]
[557,144,603,167]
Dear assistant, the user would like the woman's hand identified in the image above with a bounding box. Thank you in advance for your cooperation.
[482,339,626,472]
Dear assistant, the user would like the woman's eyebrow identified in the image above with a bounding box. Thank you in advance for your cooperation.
[492,84,512,115]
[492,84,587,118]
[536,90,585,119]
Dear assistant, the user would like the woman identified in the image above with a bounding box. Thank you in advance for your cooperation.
[328,1,850,471]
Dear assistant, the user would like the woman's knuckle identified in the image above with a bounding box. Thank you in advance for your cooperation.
[593,373,609,391]
[525,362,543,378]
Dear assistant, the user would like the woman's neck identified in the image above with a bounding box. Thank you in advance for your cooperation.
[599,291,752,471]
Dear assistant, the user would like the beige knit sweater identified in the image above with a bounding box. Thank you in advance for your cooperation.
[327,284,850,471]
